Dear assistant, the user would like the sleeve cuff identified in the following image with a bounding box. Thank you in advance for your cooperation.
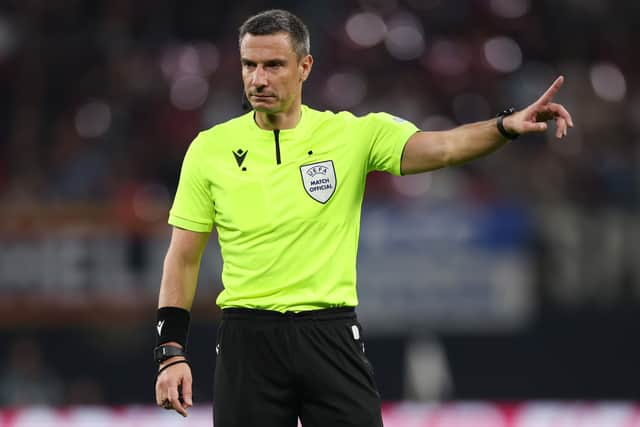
[168,213,213,233]
[392,129,420,176]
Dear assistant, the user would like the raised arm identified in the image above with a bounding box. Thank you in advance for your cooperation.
[155,227,210,417]
[401,76,574,175]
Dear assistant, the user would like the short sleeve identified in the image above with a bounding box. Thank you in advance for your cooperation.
[168,134,214,232]
[364,112,419,176]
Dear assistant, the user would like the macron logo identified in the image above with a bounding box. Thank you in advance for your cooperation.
[233,149,248,167]
[157,320,165,336]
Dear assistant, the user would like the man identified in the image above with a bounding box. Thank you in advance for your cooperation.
[154,9,573,427]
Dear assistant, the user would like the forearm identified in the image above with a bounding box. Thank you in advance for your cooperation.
[158,228,209,309]
[157,255,200,353]
[158,250,201,310]
[402,119,509,174]
[443,119,510,166]
[155,228,209,355]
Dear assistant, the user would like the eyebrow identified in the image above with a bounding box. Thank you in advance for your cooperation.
[241,58,287,66]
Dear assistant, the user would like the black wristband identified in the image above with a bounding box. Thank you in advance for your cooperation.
[154,344,186,363]
[496,107,519,140]
[156,307,191,349]
[157,359,190,377]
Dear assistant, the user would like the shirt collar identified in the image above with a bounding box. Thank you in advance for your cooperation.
[248,105,309,140]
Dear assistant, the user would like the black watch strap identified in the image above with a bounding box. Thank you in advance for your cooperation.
[496,107,519,140]
[154,345,186,363]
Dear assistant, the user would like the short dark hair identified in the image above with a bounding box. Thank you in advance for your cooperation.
[238,9,310,59]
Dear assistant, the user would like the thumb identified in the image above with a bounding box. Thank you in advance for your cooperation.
[521,121,547,133]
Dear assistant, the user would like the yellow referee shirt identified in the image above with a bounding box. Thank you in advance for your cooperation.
[169,105,418,312]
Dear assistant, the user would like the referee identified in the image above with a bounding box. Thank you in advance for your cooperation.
[154,9,573,426]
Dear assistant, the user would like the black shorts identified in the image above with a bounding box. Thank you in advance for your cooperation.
[213,307,383,427]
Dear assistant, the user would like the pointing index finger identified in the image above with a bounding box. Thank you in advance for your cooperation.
[535,75,564,107]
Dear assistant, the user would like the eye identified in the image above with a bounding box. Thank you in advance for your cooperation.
[265,61,285,70]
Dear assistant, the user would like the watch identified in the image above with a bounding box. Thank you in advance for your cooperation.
[154,345,186,363]
[496,107,519,140]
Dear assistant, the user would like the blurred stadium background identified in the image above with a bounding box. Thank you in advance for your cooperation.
[1,0,639,425]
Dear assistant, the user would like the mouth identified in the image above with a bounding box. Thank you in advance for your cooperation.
[250,94,276,99]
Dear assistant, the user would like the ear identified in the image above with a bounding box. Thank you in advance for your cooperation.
[299,54,313,82]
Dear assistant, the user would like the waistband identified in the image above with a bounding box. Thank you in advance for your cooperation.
[221,306,356,321]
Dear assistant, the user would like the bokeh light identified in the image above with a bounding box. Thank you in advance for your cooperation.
[170,75,209,110]
[197,43,221,75]
[483,37,522,73]
[489,0,530,19]
[324,71,368,109]
[384,13,425,60]
[590,62,626,102]
[345,12,387,47]
[424,39,472,76]
[74,101,112,139]
[161,43,219,81]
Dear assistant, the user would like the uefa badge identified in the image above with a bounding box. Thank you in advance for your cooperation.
[299,160,337,204]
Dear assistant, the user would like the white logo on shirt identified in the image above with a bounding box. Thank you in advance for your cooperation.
[299,160,336,204]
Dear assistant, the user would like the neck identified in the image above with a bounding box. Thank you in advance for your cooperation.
[254,103,302,130]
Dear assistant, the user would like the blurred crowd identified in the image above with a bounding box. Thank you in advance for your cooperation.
[0,0,637,214]
[0,338,105,406]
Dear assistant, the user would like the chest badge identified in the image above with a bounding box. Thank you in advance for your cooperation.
[299,160,337,204]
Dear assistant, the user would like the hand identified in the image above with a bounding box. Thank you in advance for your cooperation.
[155,356,193,417]
[503,75,574,139]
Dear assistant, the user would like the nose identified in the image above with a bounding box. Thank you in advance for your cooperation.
[251,65,268,88]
